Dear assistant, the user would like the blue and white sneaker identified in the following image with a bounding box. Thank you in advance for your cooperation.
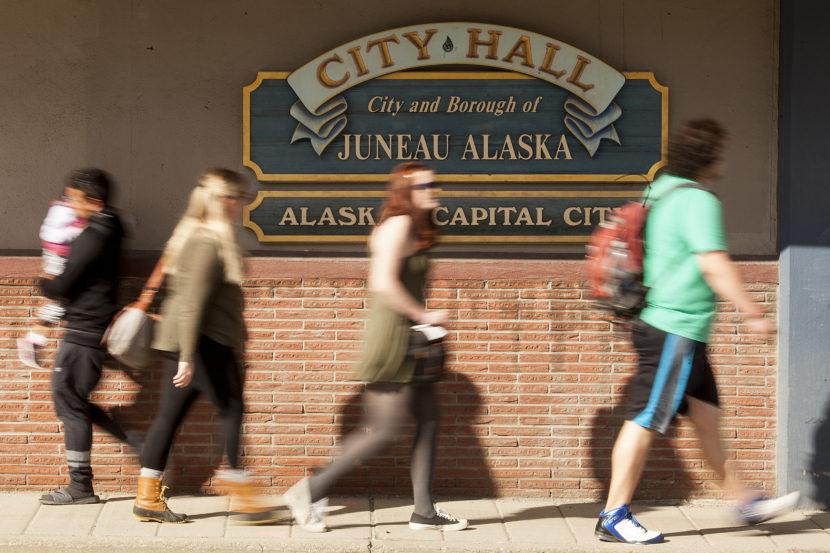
[595,504,664,544]
[736,491,800,525]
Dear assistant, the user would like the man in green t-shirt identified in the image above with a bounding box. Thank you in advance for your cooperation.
[594,119,799,545]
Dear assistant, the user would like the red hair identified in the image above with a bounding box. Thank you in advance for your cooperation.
[377,162,439,250]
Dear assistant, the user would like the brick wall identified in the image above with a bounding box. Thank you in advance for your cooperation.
[0,257,779,501]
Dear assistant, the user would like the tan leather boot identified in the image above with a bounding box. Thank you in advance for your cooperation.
[216,477,288,525]
[133,475,188,523]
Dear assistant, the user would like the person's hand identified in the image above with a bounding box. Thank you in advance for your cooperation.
[746,315,774,335]
[418,310,449,326]
[173,361,194,388]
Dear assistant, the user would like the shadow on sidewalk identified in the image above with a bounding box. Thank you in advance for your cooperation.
[661,516,827,539]
[587,398,696,502]
[466,500,825,540]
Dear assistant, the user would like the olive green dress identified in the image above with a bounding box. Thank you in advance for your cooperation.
[354,251,429,383]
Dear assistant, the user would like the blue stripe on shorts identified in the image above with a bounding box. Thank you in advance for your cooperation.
[632,333,696,433]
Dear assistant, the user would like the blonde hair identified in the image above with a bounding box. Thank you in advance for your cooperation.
[162,169,247,284]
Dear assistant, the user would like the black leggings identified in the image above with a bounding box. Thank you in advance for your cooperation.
[141,336,244,471]
[308,382,440,517]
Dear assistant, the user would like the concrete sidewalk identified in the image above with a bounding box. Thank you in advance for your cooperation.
[0,492,828,553]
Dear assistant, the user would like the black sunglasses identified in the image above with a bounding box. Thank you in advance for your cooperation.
[410,181,439,189]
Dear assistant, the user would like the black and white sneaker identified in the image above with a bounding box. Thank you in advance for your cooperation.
[409,508,468,531]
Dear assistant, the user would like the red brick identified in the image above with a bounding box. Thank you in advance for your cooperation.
[0,262,779,499]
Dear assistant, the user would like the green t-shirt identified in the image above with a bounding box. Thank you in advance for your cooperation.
[638,173,727,342]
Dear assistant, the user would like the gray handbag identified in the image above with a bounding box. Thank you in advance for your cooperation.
[101,255,166,368]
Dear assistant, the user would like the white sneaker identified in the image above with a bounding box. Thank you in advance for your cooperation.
[409,508,468,531]
[283,478,312,526]
[304,497,329,532]
[284,479,328,532]
[737,491,800,524]
[595,504,664,544]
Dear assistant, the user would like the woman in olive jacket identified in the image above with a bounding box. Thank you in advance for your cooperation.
[133,169,278,524]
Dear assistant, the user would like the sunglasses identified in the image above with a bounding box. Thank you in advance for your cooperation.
[223,193,251,201]
[410,181,439,189]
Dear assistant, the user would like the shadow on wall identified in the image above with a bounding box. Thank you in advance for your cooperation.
[101,279,225,494]
[588,385,695,503]
[113,361,225,494]
[809,391,830,508]
[324,371,496,498]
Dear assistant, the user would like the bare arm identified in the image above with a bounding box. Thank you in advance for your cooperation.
[368,215,446,325]
[696,250,772,334]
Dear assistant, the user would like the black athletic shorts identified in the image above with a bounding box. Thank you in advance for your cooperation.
[626,318,719,434]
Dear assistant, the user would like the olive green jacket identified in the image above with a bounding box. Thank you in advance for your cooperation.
[152,229,245,363]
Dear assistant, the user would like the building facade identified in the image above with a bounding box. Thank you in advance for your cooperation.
[0,0,826,507]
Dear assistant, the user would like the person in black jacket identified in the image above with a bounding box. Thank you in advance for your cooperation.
[38,168,134,505]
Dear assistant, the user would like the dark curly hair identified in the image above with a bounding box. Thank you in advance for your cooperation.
[666,118,728,180]
[68,168,113,204]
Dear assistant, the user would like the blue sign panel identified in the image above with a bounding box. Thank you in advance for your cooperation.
[245,72,666,182]
[242,23,666,243]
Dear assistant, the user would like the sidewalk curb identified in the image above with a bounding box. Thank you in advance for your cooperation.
[2,536,829,553]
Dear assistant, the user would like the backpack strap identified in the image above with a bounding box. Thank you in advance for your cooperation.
[642,180,715,205]
[640,181,717,301]
[675,182,715,196]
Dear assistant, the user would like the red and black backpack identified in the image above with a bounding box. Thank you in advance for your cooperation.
[585,183,707,319]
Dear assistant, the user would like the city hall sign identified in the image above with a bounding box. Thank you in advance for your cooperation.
[243,22,667,243]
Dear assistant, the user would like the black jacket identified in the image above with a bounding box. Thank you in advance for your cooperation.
[40,207,123,346]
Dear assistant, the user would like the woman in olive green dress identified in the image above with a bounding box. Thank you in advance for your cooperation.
[284,162,468,533]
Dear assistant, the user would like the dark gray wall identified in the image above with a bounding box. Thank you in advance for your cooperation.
[0,0,778,255]
[779,0,830,508]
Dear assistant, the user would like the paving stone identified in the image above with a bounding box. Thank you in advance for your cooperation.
[291,497,372,540]
[439,498,508,544]
[496,498,575,546]
[155,494,229,538]
[93,494,159,537]
[763,511,830,550]
[680,505,777,550]
[0,493,41,535]
[557,501,605,547]
[27,500,103,537]
[373,498,442,542]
